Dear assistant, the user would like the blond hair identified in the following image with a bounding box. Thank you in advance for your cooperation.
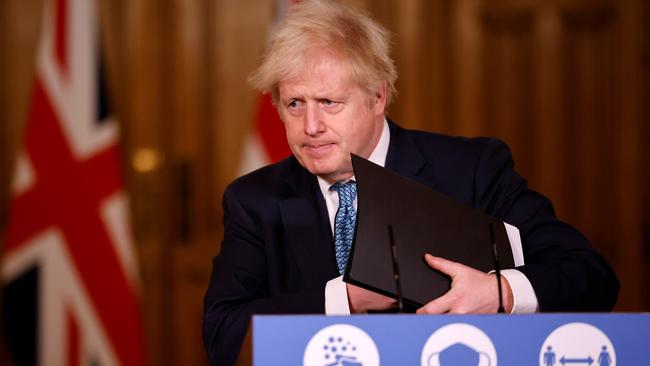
[248,0,397,108]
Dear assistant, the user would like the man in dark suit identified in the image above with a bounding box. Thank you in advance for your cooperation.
[203,1,619,365]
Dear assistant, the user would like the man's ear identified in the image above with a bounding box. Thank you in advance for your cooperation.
[372,81,387,116]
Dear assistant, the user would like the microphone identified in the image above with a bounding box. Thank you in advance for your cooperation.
[388,225,404,313]
[490,223,506,313]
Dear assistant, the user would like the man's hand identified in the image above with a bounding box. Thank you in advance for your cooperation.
[416,253,514,314]
[346,283,396,313]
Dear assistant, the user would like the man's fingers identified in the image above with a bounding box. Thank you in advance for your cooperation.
[417,293,453,314]
[424,253,465,278]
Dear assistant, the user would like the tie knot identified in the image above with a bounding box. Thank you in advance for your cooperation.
[330,180,357,203]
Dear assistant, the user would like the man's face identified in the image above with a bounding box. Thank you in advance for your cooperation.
[277,52,386,183]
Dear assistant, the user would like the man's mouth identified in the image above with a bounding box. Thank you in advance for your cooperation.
[303,143,335,156]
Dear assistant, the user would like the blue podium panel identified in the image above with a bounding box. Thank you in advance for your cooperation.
[252,314,649,366]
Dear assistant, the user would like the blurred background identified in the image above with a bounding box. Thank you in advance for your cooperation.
[0,0,648,364]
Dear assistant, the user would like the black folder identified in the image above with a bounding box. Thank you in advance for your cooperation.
[344,154,516,308]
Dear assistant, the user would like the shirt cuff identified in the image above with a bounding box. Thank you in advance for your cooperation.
[325,276,351,315]
[500,269,539,313]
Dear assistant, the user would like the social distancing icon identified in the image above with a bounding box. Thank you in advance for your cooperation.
[539,323,615,366]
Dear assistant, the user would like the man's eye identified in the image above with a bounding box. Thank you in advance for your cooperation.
[321,99,338,107]
[287,100,305,110]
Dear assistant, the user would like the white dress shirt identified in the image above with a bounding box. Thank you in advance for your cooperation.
[319,119,539,314]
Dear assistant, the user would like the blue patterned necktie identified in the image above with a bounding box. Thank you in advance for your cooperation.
[330,181,357,275]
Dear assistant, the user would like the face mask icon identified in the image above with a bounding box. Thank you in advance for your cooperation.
[427,342,492,366]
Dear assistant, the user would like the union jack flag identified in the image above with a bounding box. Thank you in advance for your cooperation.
[2,0,145,365]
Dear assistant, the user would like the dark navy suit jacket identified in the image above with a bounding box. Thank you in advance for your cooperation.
[203,121,619,365]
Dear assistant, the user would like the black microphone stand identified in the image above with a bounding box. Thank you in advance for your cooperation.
[490,223,506,313]
[388,225,404,313]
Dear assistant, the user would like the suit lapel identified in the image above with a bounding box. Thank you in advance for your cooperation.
[276,122,437,283]
[279,159,339,282]
[385,120,438,189]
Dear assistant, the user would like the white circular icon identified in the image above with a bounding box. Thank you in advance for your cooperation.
[539,322,615,366]
[303,323,380,366]
[420,323,497,366]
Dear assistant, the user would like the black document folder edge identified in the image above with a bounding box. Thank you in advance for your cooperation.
[343,154,515,309]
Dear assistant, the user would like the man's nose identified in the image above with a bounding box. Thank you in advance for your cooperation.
[303,103,324,136]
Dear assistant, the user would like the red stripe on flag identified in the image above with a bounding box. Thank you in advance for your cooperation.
[54,0,68,76]
[255,93,291,162]
[67,309,79,366]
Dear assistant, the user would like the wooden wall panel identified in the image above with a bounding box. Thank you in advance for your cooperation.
[166,0,213,363]
[609,0,645,310]
[554,2,645,310]
[640,1,650,308]
[451,0,484,136]
[119,0,172,364]
[559,4,615,241]
[211,0,272,192]
[480,6,537,182]
[535,5,564,211]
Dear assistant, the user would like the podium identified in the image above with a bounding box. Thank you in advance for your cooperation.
[243,314,649,365]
